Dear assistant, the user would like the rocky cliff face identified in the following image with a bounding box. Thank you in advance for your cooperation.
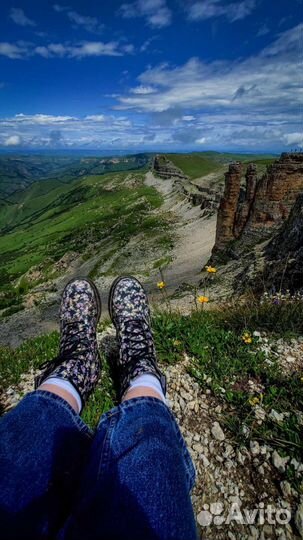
[212,153,303,257]
[263,193,303,292]
[213,162,243,252]
[153,155,222,216]
[153,155,188,180]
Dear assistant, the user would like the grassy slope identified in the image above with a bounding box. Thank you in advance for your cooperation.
[0,170,167,281]
[0,154,151,199]
[166,152,276,179]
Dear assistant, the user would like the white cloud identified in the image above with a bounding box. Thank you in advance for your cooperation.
[109,24,303,150]
[9,8,36,27]
[85,115,105,121]
[284,132,303,146]
[0,42,27,59]
[116,24,302,115]
[2,40,130,59]
[68,41,122,58]
[257,24,270,37]
[4,135,22,146]
[64,10,104,33]
[188,0,256,23]
[119,0,172,28]
[14,114,76,125]
[53,4,69,13]
[1,26,301,152]
[131,85,156,94]
[53,5,103,33]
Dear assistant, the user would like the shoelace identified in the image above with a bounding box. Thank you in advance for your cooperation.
[117,317,161,388]
[38,321,93,375]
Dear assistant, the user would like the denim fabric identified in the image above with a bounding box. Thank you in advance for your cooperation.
[0,391,197,540]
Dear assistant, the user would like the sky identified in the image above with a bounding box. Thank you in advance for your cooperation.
[0,0,302,153]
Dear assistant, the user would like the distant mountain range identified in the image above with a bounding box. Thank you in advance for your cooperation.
[0,153,151,199]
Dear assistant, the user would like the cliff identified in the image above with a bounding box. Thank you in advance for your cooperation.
[153,155,189,180]
[263,193,303,292]
[153,154,222,216]
[212,153,303,257]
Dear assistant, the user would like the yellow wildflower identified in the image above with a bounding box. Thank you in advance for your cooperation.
[198,295,209,303]
[248,396,260,406]
[301,376,303,383]
[205,265,217,273]
[157,281,166,290]
[242,332,252,344]
[173,340,182,347]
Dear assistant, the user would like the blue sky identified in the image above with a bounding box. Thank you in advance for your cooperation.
[0,0,302,152]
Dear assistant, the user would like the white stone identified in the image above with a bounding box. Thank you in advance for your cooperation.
[272,451,289,473]
[269,409,285,423]
[280,481,292,499]
[211,422,225,441]
[250,440,260,456]
[210,502,224,515]
[193,443,204,453]
[254,405,266,421]
[200,454,210,468]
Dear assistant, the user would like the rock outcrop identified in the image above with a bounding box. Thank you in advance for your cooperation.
[153,155,188,180]
[177,181,222,216]
[153,154,222,216]
[263,193,303,292]
[212,153,303,257]
[213,162,243,252]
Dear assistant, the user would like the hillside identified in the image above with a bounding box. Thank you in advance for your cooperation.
[166,152,275,180]
[0,153,151,199]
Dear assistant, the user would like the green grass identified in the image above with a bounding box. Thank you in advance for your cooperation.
[166,153,222,179]
[164,151,276,180]
[152,307,303,464]
[0,171,170,292]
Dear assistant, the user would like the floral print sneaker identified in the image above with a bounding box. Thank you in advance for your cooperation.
[108,276,166,399]
[35,278,102,409]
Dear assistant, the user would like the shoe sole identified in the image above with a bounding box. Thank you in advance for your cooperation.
[64,277,102,322]
[108,275,148,326]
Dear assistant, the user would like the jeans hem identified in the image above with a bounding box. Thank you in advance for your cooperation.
[27,390,93,437]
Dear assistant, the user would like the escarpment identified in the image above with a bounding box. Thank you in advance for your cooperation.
[153,154,222,216]
[153,155,189,180]
[212,153,303,257]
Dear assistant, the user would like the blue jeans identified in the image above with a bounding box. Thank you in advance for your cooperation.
[0,390,197,540]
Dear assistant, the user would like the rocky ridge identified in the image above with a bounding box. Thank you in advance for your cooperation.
[212,153,303,257]
[153,155,222,216]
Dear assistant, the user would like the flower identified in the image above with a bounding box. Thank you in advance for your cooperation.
[248,396,260,406]
[173,339,182,347]
[198,295,209,303]
[248,393,263,406]
[205,265,217,273]
[242,332,253,344]
[157,281,166,289]
[300,376,303,383]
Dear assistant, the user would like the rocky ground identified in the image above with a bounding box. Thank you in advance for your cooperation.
[2,327,303,540]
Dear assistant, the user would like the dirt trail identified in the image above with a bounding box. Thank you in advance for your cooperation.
[145,171,216,301]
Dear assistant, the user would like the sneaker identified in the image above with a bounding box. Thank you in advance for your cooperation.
[108,276,166,399]
[35,278,102,409]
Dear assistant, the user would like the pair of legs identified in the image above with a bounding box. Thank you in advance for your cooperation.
[0,277,197,540]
